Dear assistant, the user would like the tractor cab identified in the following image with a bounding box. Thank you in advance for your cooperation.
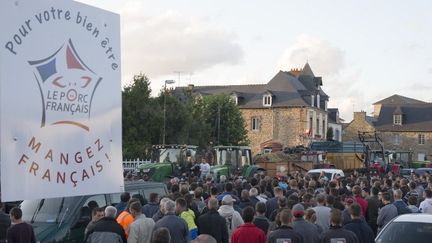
[211,146,261,181]
[137,144,198,182]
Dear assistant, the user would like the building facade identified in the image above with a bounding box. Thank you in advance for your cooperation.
[176,63,330,155]
[343,95,432,162]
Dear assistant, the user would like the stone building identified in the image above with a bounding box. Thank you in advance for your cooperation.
[342,111,376,142]
[176,63,330,155]
[343,94,432,162]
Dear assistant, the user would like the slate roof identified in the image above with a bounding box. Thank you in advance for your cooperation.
[373,94,426,105]
[174,63,329,109]
[374,104,432,132]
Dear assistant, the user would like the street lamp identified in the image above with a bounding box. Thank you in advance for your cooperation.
[163,80,175,145]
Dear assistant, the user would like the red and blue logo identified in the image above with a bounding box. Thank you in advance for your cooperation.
[28,39,102,131]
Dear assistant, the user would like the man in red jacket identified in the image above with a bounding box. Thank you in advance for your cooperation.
[352,185,368,217]
[231,206,265,243]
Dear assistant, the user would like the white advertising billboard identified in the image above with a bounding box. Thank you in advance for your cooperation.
[0,0,123,201]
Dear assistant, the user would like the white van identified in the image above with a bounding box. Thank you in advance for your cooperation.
[307,169,345,181]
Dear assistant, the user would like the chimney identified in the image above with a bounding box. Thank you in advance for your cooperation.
[187,84,194,91]
[353,111,366,121]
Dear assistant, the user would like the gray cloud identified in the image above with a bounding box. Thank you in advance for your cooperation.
[120,3,244,81]
[277,35,345,76]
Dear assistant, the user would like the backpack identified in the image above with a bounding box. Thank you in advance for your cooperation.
[225,214,234,234]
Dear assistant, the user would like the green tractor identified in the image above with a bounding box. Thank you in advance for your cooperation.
[210,145,264,181]
[137,144,198,182]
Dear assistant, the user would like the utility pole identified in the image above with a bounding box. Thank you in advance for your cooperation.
[173,71,183,87]
[163,80,175,145]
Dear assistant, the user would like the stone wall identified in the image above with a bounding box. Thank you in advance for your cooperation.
[343,111,375,141]
[241,108,274,155]
[380,131,432,161]
[241,107,326,155]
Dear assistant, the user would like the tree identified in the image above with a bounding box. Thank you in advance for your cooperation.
[202,94,249,146]
[326,127,334,141]
[122,74,161,159]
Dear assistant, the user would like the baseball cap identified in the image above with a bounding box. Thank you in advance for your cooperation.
[292,203,305,217]
[222,195,236,204]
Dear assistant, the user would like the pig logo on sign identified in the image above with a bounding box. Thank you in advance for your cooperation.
[28,39,102,131]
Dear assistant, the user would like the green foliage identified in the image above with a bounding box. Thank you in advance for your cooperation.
[122,75,249,159]
[326,127,334,141]
[122,74,161,159]
[202,94,249,146]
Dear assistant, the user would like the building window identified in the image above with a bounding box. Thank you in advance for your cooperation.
[418,133,425,145]
[418,153,426,161]
[393,134,401,145]
[251,117,260,131]
[393,115,402,125]
[316,118,319,135]
[263,95,272,107]
[317,94,320,108]
[311,95,315,107]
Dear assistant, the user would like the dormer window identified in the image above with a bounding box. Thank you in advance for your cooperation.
[393,114,402,125]
[231,95,238,105]
[311,95,315,107]
[317,94,320,108]
[263,94,272,107]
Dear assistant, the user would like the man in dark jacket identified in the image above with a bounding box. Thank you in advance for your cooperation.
[265,187,283,218]
[291,204,320,243]
[252,202,270,235]
[197,198,229,243]
[344,204,374,243]
[142,193,159,218]
[85,206,127,243]
[365,187,380,236]
[322,209,359,243]
[154,199,189,243]
[0,202,11,243]
[115,192,130,217]
[267,209,303,243]
[393,189,411,215]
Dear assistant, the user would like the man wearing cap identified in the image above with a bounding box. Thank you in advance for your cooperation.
[266,209,303,243]
[321,209,359,243]
[291,204,320,243]
[218,195,243,236]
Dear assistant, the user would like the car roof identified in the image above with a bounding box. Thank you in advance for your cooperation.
[415,168,432,171]
[308,169,344,173]
[393,214,432,223]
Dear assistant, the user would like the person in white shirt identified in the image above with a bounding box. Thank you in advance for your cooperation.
[419,189,432,214]
[200,158,211,180]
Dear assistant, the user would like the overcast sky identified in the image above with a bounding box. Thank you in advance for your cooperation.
[78,0,432,121]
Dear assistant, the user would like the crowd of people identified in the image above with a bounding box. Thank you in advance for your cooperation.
[85,167,432,243]
[3,166,432,243]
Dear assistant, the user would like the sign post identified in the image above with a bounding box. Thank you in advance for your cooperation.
[0,0,123,201]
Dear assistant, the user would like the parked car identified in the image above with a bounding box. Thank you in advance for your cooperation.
[375,214,432,243]
[20,181,167,243]
[307,168,345,181]
[414,167,432,176]
[400,168,415,179]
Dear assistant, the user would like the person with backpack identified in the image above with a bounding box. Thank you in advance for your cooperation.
[217,195,243,237]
